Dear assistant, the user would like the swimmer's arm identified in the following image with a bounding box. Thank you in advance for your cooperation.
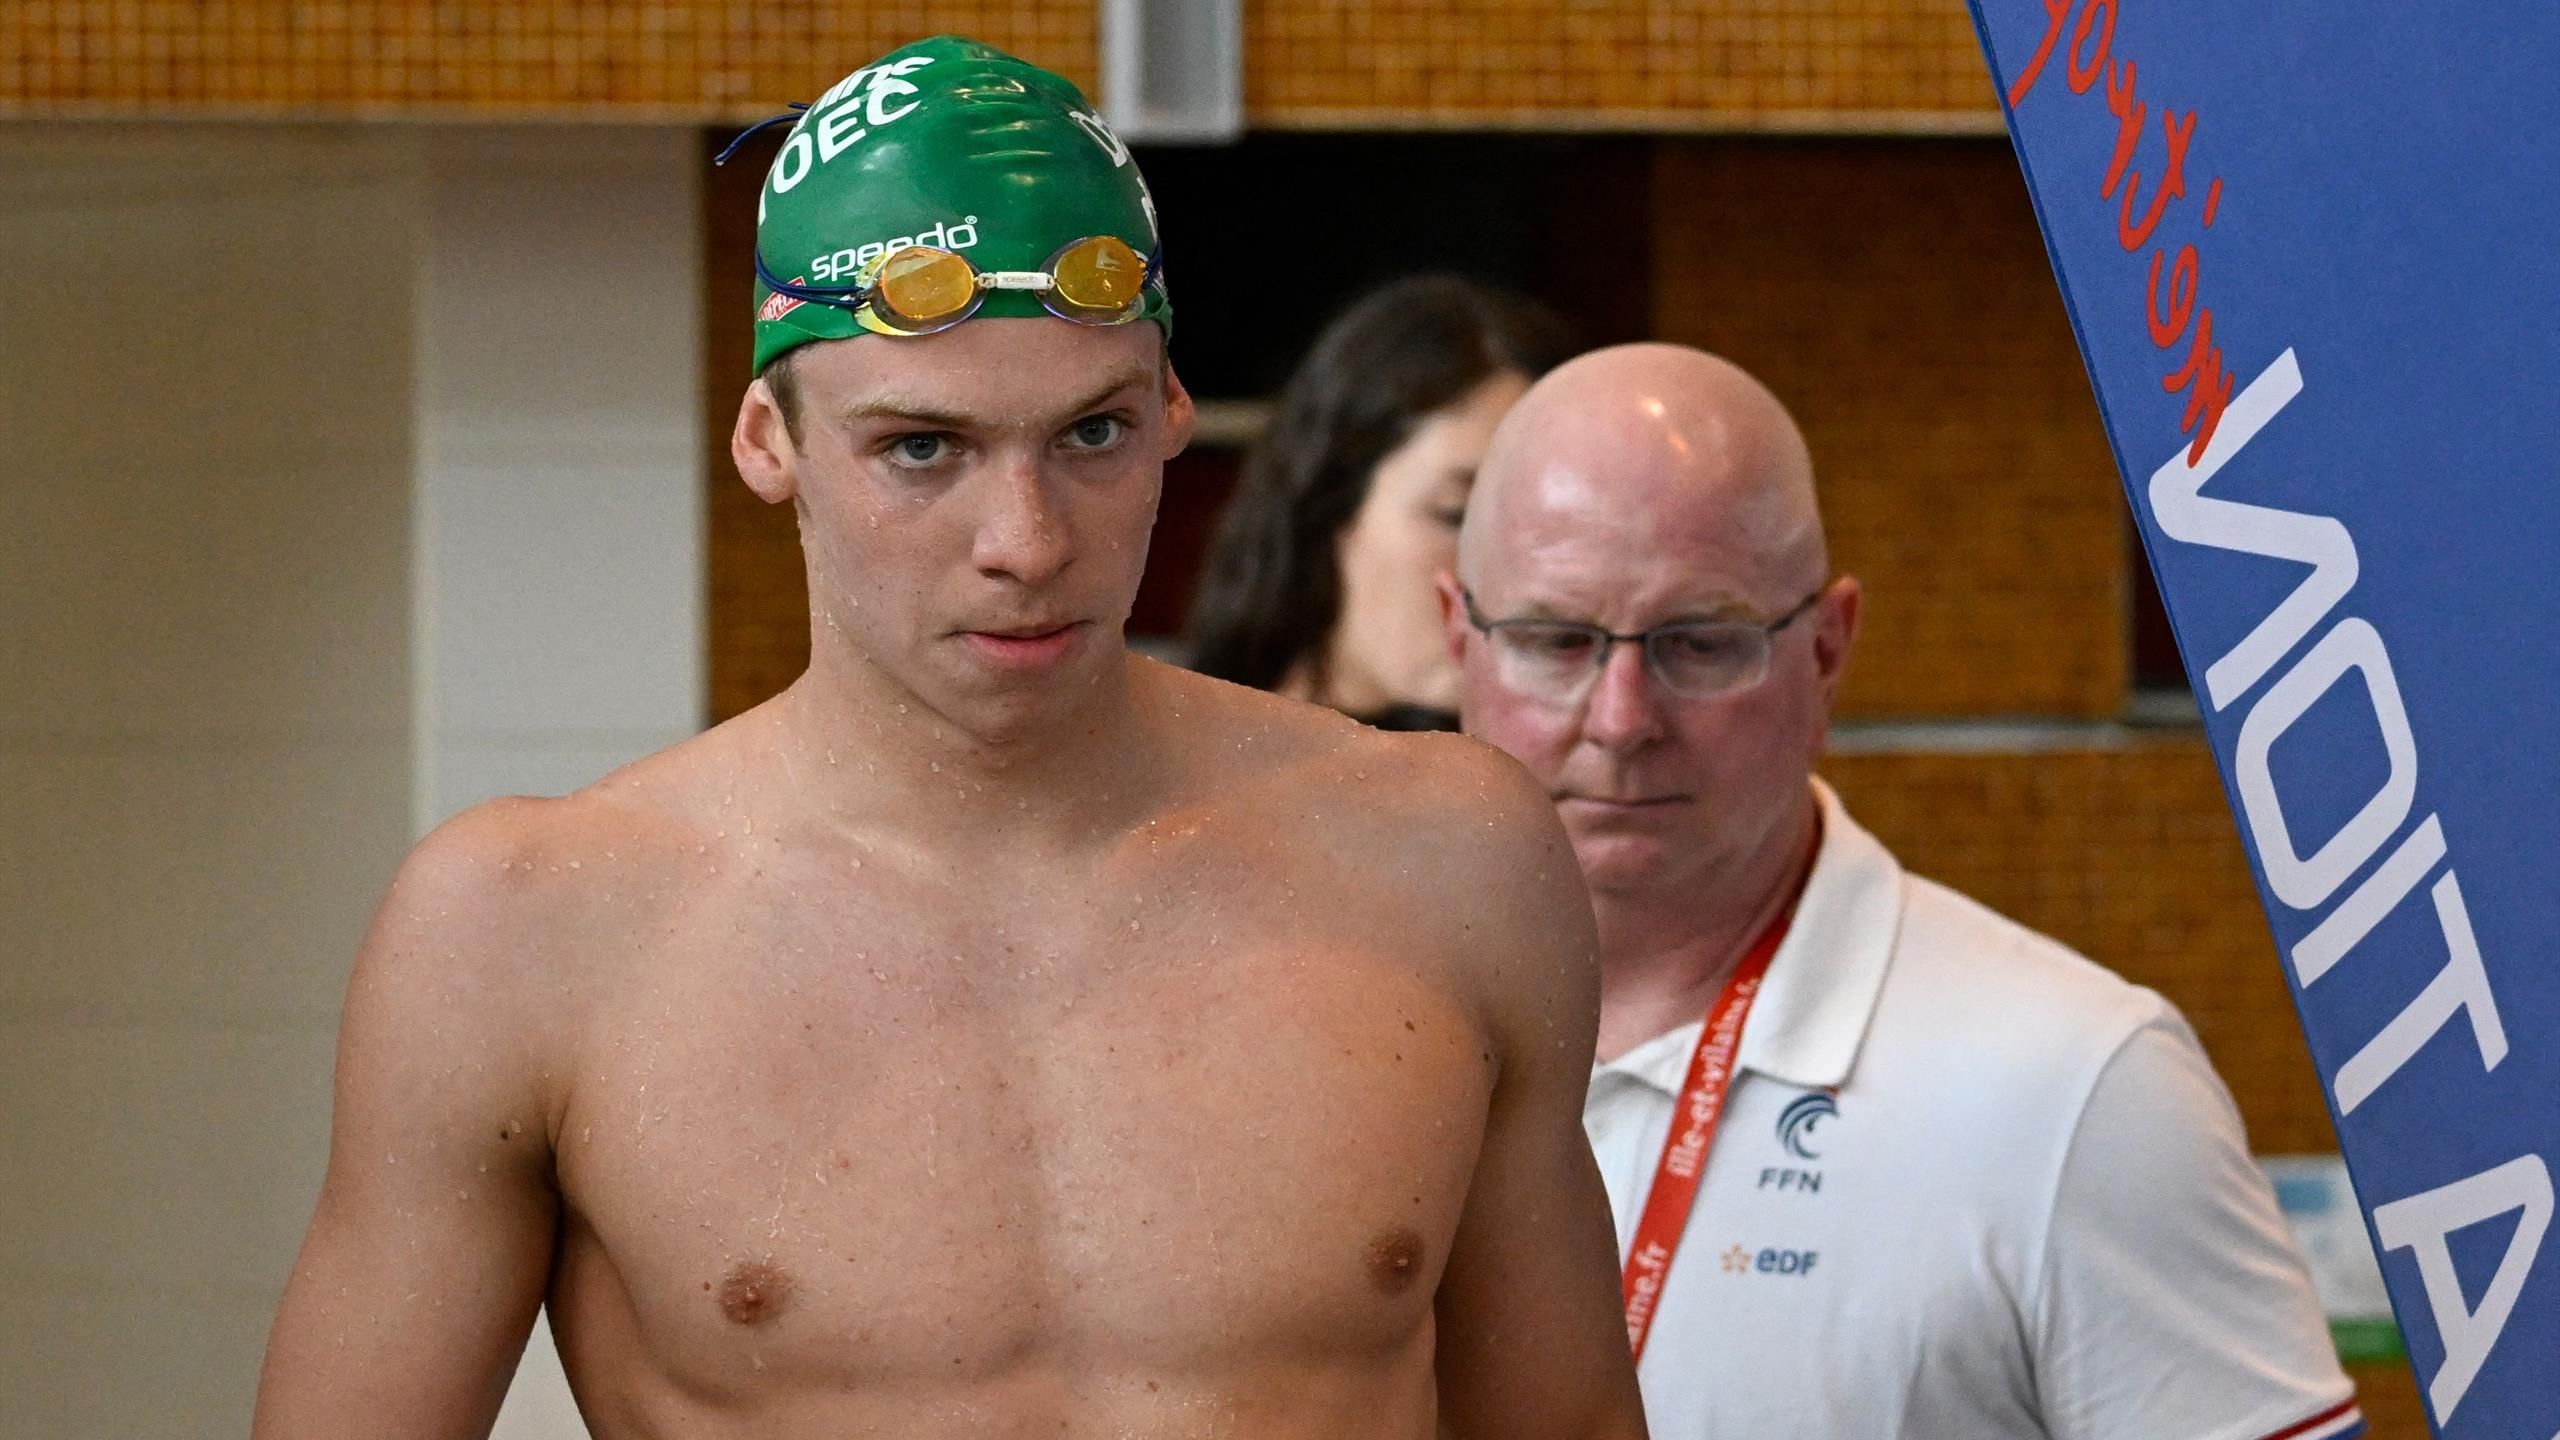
[253,803,564,1440]
[1429,759,1649,1440]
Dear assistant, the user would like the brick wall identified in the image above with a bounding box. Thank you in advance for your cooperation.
[0,1,1098,116]
[3,0,1996,129]
[1250,0,1994,128]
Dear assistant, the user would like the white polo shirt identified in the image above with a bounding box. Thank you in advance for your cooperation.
[1586,782,2363,1440]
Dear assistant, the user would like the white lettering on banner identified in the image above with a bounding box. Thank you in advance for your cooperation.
[2234,618,2417,910]
[2143,349,2542,1415]
[2146,349,2358,711]
[2372,1155,2553,1421]
[2146,351,2516,1096]
[2292,815,2444,984]
[2331,870,2505,1115]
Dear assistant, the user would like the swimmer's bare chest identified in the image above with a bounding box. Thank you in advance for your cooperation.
[539,822,1494,1436]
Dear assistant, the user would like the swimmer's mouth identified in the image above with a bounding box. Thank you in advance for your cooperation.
[965,620,1083,640]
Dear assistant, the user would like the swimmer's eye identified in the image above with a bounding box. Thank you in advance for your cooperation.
[1062,414,1129,452]
[882,432,954,469]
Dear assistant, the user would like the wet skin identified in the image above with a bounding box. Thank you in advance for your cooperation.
[251,314,1643,1440]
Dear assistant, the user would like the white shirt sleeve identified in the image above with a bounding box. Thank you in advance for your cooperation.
[2032,1012,2362,1440]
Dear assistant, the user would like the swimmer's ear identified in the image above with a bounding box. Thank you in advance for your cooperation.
[1159,361,1196,459]
[732,377,799,504]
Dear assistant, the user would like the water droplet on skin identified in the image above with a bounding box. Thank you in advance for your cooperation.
[826,749,838,765]
[567,860,581,870]
[930,761,942,773]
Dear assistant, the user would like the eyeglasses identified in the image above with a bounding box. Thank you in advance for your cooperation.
[754,235,1162,335]
[1460,586,1825,704]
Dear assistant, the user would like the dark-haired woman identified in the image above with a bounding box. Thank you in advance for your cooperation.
[1186,275,1575,729]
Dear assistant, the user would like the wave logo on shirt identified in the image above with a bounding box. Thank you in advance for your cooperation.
[1777,1092,1837,1161]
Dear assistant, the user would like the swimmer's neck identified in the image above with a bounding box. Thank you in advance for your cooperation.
[771,645,1164,848]
[1591,794,1819,1063]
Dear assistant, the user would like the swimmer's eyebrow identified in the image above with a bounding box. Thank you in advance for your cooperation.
[841,366,1158,431]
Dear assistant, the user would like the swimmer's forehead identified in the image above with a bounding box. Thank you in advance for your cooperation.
[806,337,1162,432]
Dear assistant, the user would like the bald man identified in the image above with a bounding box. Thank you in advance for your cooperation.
[1441,344,2363,1440]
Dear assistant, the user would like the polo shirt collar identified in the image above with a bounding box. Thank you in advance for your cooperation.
[1597,780,1906,1095]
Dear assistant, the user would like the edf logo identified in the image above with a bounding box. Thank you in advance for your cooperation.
[1757,1247,1819,1276]
[1720,1244,1821,1277]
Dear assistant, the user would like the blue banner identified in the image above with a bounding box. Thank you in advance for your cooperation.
[1965,4,2560,1434]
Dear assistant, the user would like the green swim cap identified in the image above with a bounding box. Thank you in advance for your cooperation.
[749,36,1171,376]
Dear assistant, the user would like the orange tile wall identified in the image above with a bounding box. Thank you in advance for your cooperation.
[1249,0,1996,128]
[0,1,2001,129]
[0,2,1097,116]
[1650,138,2130,719]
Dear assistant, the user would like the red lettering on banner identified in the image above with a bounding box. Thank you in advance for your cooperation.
[1999,0,2251,474]
[2118,108,2197,251]
[2102,59,2146,198]
[2067,0,2117,94]
[2165,307,2235,462]
[2006,0,2074,105]
[2147,245,2198,347]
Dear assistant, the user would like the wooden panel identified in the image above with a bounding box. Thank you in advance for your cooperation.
[703,127,804,724]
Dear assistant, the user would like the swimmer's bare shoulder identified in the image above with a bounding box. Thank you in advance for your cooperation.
[250,756,715,1440]
[1149,666,1648,1439]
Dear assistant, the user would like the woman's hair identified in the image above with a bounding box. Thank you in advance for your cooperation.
[1185,274,1576,694]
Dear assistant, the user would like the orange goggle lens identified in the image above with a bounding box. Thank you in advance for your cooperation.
[1044,235,1150,319]
[869,247,982,331]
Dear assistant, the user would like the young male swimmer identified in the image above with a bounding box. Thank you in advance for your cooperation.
[251,36,1647,1440]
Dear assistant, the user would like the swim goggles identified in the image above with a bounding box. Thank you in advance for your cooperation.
[753,235,1162,335]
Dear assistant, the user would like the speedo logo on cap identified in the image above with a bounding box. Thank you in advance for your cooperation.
[808,217,982,282]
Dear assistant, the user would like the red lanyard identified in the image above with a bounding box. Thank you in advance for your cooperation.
[1620,898,1800,1365]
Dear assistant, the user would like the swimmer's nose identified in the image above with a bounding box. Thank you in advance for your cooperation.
[972,456,1073,587]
